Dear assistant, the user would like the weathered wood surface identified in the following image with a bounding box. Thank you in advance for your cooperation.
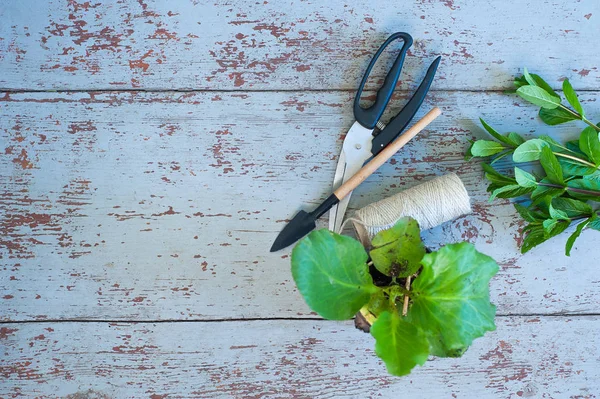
[0,0,599,91]
[2,0,600,396]
[1,317,599,398]
[2,90,600,322]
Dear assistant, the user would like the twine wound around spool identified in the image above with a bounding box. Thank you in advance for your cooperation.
[345,173,472,246]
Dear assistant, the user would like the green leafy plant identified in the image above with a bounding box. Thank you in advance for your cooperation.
[291,217,498,376]
[467,69,600,255]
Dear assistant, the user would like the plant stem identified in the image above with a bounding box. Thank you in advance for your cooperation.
[553,152,597,168]
[559,104,600,132]
[402,276,411,317]
[539,182,600,198]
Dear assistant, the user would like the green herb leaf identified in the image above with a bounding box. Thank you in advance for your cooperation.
[542,218,560,235]
[471,140,507,157]
[490,150,514,165]
[567,179,600,201]
[539,146,564,184]
[517,86,561,109]
[370,311,429,376]
[482,163,516,186]
[588,214,600,231]
[562,79,584,117]
[579,126,600,165]
[549,204,569,220]
[558,157,598,177]
[539,107,579,125]
[370,217,426,277]
[479,118,514,146]
[566,140,588,157]
[545,219,571,239]
[523,67,537,86]
[514,167,538,188]
[516,71,558,96]
[513,139,548,162]
[551,197,592,218]
[566,219,591,256]
[521,224,548,254]
[408,242,498,357]
[514,203,545,222]
[490,184,534,202]
[507,132,526,146]
[291,229,376,320]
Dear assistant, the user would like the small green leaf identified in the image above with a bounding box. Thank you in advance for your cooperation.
[515,71,558,96]
[523,67,537,86]
[521,225,548,254]
[539,107,579,125]
[514,167,538,188]
[551,197,592,218]
[371,311,429,376]
[370,217,426,277]
[490,184,534,202]
[482,163,516,186]
[539,146,564,184]
[514,203,545,222]
[567,179,600,201]
[542,218,559,235]
[507,132,526,146]
[514,75,528,88]
[546,219,571,239]
[565,218,591,256]
[471,140,507,157]
[558,158,598,177]
[490,150,514,165]
[479,118,513,146]
[579,126,600,165]
[562,79,584,117]
[291,229,377,320]
[517,86,561,109]
[548,204,569,220]
[408,242,498,357]
[513,139,548,162]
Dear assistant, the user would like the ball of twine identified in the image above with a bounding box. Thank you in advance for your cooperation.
[347,173,471,245]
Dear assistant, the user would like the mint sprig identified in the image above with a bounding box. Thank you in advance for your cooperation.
[468,69,600,255]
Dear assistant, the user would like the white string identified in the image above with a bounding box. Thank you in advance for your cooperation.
[349,173,472,244]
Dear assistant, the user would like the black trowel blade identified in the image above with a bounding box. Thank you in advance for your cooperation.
[270,210,316,252]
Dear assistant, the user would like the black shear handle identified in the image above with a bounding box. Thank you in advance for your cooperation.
[353,32,413,130]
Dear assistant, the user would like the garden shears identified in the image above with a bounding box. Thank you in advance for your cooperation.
[329,32,441,233]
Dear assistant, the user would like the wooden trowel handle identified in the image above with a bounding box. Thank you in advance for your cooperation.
[333,107,442,200]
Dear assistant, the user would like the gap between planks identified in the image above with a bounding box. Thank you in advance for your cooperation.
[2,313,600,325]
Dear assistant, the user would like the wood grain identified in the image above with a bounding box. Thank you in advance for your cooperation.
[1,317,598,398]
[2,90,600,321]
[0,0,598,91]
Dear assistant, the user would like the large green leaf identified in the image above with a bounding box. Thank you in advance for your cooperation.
[471,140,506,157]
[408,242,498,357]
[539,146,564,184]
[517,86,561,109]
[490,184,534,201]
[551,197,592,218]
[539,107,579,125]
[513,139,548,162]
[371,311,430,376]
[370,217,426,277]
[558,157,598,177]
[579,126,600,165]
[562,79,584,117]
[291,229,377,320]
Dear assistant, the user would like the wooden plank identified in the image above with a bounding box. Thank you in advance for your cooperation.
[2,90,600,321]
[0,316,599,398]
[0,0,599,91]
